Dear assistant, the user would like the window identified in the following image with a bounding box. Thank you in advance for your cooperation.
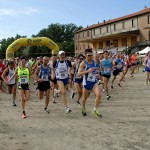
[77,34,79,39]
[93,29,95,35]
[149,31,150,40]
[113,39,118,47]
[83,32,85,38]
[122,22,125,29]
[87,31,89,37]
[132,19,135,27]
[148,15,150,24]
[114,24,116,31]
[99,28,101,34]
[99,42,103,49]
[121,38,127,46]
[106,26,109,33]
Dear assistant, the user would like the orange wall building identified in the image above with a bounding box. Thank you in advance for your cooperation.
[74,7,150,54]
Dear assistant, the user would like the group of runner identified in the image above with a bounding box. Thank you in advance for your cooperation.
[0,49,150,119]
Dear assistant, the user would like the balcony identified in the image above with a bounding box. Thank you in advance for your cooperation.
[123,40,150,54]
[92,27,139,39]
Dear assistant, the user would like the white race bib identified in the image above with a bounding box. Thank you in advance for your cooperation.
[20,77,28,84]
[104,68,110,74]
[41,75,49,81]
[87,72,96,82]
[117,63,122,69]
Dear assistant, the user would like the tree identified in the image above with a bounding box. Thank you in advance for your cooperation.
[36,23,82,55]
[0,23,82,58]
[0,34,27,59]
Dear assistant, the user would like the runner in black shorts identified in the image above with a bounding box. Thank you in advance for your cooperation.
[35,56,51,113]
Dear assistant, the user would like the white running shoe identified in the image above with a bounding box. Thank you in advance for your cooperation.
[65,107,72,113]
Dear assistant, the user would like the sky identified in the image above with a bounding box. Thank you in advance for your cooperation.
[0,0,150,40]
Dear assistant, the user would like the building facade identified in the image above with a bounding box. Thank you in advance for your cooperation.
[74,7,150,54]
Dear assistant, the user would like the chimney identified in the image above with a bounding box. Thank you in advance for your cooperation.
[144,6,147,9]
[98,22,99,24]
[103,20,105,23]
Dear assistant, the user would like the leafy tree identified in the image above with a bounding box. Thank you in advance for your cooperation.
[0,34,27,59]
[0,23,82,58]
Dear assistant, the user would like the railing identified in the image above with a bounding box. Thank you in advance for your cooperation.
[123,40,150,54]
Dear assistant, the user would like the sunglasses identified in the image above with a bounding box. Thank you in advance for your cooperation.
[87,54,93,57]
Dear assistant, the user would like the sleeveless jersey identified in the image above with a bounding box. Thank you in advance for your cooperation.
[83,60,96,86]
[101,58,112,75]
[114,58,124,71]
[74,63,83,80]
[7,67,16,85]
[17,67,29,85]
[55,60,69,79]
[38,65,50,81]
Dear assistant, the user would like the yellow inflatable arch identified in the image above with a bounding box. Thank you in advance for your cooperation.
[6,37,59,60]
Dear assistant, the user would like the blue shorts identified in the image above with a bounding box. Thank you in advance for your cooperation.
[145,66,150,72]
[74,79,83,84]
[57,78,69,86]
[83,82,96,90]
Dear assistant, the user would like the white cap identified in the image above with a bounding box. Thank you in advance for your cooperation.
[58,51,65,55]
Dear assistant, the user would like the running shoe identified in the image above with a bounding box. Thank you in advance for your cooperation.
[82,107,87,116]
[44,108,50,114]
[92,110,103,118]
[102,89,105,95]
[22,111,27,119]
[118,83,121,87]
[110,85,113,89]
[70,90,75,99]
[65,107,72,113]
[22,114,27,119]
[130,75,134,78]
[106,95,111,100]
[52,97,56,104]
[12,101,17,107]
[145,82,148,86]
[76,101,81,106]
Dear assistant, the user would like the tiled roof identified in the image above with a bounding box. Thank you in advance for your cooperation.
[75,8,150,33]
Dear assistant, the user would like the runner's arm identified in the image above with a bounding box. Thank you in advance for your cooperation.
[143,57,148,66]
[34,66,41,81]
[77,61,92,76]
[1,68,8,83]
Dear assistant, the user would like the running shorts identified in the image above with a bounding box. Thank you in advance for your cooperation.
[57,78,69,86]
[83,82,96,91]
[38,81,50,91]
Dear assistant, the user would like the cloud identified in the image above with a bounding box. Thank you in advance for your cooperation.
[0,8,39,16]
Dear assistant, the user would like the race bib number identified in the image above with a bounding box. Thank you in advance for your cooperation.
[61,73,65,77]
[104,68,110,74]
[20,78,28,84]
[117,64,122,69]
[87,72,95,82]
[75,74,82,79]
[42,75,48,81]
